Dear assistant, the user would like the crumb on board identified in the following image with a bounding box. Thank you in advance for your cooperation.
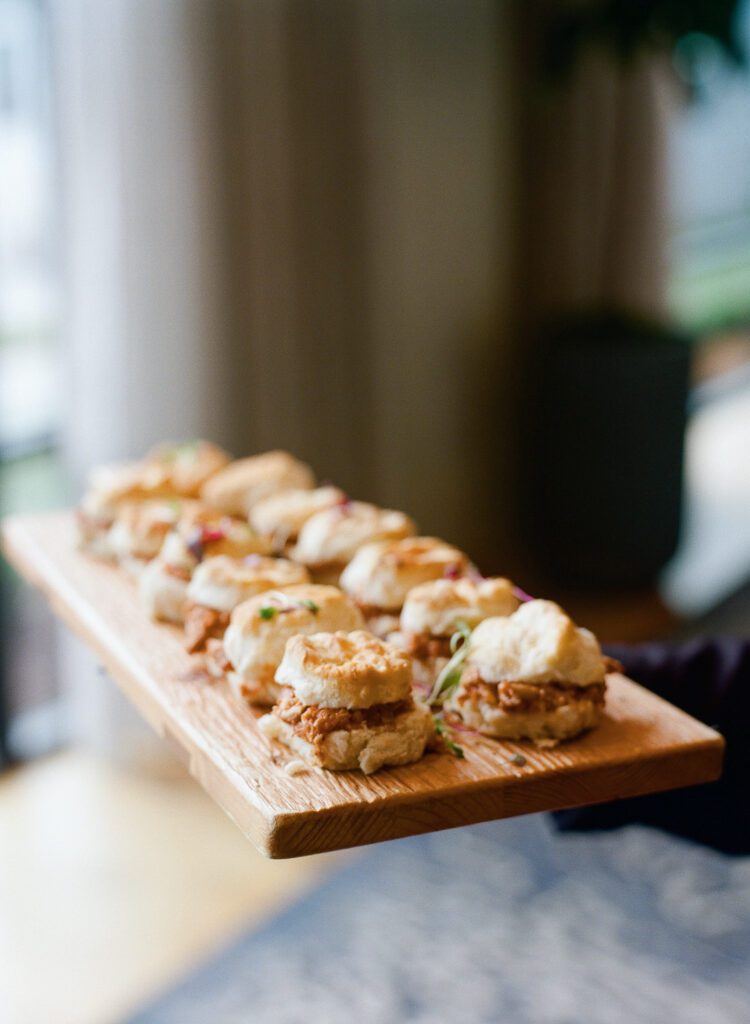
[284,759,309,776]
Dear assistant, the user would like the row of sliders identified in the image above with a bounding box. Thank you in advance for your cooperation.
[77,445,614,774]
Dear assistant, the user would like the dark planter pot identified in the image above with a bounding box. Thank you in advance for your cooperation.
[521,315,691,590]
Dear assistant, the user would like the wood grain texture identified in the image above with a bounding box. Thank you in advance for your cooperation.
[2,511,725,859]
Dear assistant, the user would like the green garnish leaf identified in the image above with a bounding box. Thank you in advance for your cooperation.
[446,738,465,759]
[427,623,473,706]
[258,592,318,619]
[449,619,472,654]
[431,666,463,704]
[433,717,464,759]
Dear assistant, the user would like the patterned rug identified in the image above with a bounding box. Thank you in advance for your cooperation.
[127,816,750,1024]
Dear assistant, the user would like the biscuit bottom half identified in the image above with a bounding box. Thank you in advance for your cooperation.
[139,560,190,623]
[448,677,606,745]
[228,671,286,708]
[259,696,435,774]
[76,509,116,559]
[390,632,453,692]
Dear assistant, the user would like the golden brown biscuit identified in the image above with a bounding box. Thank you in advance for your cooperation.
[276,630,413,709]
[145,440,230,497]
[339,536,472,639]
[76,461,176,555]
[259,629,434,773]
[184,555,309,652]
[201,451,314,517]
[223,585,364,705]
[291,501,416,582]
[392,576,520,691]
[249,486,345,551]
[139,508,271,623]
[107,499,200,574]
[446,600,607,745]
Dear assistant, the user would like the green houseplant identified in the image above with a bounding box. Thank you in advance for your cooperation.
[544,0,745,84]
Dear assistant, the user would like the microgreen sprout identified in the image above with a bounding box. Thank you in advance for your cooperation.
[449,619,472,654]
[186,528,205,563]
[258,592,319,619]
[160,440,199,463]
[427,620,472,706]
[175,439,200,462]
[433,717,465,759]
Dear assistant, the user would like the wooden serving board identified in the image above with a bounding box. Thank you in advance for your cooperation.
[2,511,724,859]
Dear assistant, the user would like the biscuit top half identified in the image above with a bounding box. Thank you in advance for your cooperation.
[340,536,471,611]
[250,485,345,542]
[400,576,519,637]
[187,555,310,612]
[107,498,200,560]
[276,629,413,709]
[466,600,606,687]
[80,460,176,518]
[145,440,230,498]
[223,585,364,680]
[201,451,315,517]
[160,507,271,569]
[291,501,416,567]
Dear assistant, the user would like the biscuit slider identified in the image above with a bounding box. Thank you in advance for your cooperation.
[76,461,175,558]
[139,507,271,623]
[340,536,472,637]
[249,485,345,554]
[259,630,435,774]
[222,584,364,705]
[76,441,228,555]
[291,500,416,584]
[445,600,607,745]
[184,554,310,654]
[393,576,520,688]
[107,499,200,577]
[145,440,230,497]
[201,451,315,518]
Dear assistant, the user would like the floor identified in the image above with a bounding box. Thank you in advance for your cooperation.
[0,749,343,1024]
[130,816,750,1024]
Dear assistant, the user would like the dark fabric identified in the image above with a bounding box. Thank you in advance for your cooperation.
[553,638,750,854]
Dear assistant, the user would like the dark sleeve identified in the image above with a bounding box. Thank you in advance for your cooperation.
[551,637,750,854]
